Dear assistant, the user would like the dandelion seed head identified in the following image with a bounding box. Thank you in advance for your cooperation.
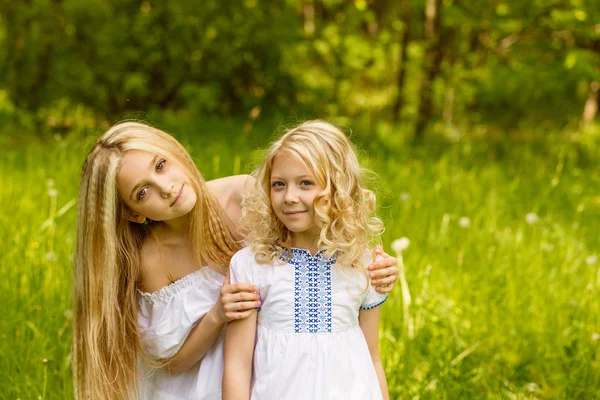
[526,383,538,393]
[458,217,471,229]
[45,252,56,262]
[391,237,410,254]
[46,179,54,188]
[586,283,594,291]
[400,192,411,202]
[586,255,597,266]
[48,188,58,197]
[592,333,600,342]
[525,212,539,225]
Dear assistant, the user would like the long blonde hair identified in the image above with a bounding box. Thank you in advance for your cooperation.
[243,120,383,269]
[73,122,240,399]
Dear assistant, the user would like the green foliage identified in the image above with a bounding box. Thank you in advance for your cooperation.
[1,0,600,134]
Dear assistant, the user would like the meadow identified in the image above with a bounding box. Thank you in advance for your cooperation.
[1,117,599,399]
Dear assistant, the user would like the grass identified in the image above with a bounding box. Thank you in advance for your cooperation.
[1,118,599,399]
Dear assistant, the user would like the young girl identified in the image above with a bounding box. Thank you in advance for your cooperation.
[74,122,398,399]
[223,120,390,400]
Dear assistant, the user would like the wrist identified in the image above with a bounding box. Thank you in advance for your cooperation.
[207,305,227,327]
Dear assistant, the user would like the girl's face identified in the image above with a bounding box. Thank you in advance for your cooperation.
[270,152,323,249]
[116,150,197,223]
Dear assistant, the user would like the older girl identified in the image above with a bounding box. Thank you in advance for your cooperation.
[73,122,398,399]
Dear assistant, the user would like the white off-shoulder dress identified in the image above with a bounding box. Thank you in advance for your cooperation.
[229,246,388,400]
[137,266,224,400]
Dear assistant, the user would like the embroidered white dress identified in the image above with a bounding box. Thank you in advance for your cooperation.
[229,246,388,400]
[137,266,224,400]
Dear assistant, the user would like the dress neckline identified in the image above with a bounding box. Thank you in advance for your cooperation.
[281,247,338,266]
[137,266,222,303]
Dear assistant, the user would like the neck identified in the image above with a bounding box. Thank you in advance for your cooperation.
[160,214,188,235]
[290,234,319,256]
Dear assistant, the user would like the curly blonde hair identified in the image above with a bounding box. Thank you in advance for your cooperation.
[242,120,384,269]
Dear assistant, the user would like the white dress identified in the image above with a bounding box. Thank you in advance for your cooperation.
[229,246,388,400]
[137,266,224,400]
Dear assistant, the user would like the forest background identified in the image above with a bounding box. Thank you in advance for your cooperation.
[1,0,599,399]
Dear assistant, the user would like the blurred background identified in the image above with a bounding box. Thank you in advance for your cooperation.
[1,0,599,398]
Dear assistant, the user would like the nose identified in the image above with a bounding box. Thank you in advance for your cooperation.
[283,187,299,204]
[156,177,174,199]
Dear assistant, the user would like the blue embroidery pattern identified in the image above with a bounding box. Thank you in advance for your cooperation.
[284,248,336,333]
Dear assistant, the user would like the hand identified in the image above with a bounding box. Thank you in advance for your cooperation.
[368,245,399,294]
[214,268,261,324]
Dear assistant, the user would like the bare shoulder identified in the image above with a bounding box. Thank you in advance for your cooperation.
[206,175,255,241]
[206,174,255,202]
[207,174,255,216]
[138,237,171,293]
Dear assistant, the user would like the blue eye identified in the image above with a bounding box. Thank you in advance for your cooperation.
[157,160,166,171]
[138,187,148,200]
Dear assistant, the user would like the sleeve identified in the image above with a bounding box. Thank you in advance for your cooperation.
[360,251,389,310]
[360,284,389,310]
[228,247,258,286]
[137,269,222,360]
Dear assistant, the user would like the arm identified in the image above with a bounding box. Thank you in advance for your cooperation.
[223,310,257,400]
[359,307,390,400]
[167,270,260,374]
[368,245,399,294]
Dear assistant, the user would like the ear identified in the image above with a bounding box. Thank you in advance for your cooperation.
[128,212,146,224]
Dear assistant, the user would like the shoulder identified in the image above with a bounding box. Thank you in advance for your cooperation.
[138,238,170,293]
[228,246,260,283]
[230,246,256,265]
[206,175,255,234]
[206,174,255,205]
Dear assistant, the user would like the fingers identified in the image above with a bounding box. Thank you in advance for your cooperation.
[224,292,261,304]
[375,283,394,294]
[223,298,261,321]
[220,282,259,296]
[368,249,397,271]
[369,265,399,280]
[371,275,396,287]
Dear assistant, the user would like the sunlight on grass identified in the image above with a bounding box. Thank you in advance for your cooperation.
[1,124,598,399]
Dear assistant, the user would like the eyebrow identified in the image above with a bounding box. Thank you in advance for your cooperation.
[270,175,313,181]
[129,155,158,201]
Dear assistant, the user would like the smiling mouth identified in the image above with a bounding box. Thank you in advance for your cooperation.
[284,211,306,215]
[170,184,184,207]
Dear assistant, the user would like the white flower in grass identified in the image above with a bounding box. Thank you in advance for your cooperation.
[526,383,538,393]
[400,192,411,202]
[45,252,56,262]
[458,217,471,229]
[391,237,410,254]
[48,188,58,197]
[525,212,539,225]
[592,333,600,342]
[586,255,598,266]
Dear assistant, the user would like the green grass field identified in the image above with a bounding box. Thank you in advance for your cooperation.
[1,119,599,399]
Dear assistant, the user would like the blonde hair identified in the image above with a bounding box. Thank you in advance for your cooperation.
[73,122,240,399]
[243,120,383,269]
